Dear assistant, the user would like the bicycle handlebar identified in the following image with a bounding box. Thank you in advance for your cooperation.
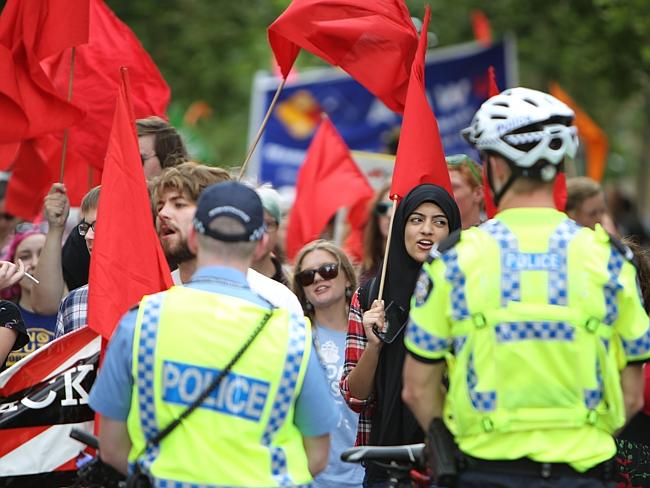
[341,443,425,465]
[70,428,100,450]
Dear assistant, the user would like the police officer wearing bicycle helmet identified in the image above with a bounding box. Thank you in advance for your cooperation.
[402,87,650,488]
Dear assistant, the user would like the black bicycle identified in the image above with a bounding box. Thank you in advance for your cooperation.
[68,429,126,488]
[341,443,431,488]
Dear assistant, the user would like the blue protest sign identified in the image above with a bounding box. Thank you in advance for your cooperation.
[247,39,517,190]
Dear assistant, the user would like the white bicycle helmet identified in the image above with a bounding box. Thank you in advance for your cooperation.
[462,87,579,180]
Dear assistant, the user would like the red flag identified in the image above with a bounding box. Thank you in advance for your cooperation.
[481,66,500,219]
[343,194,373,263]
[390,7,451,201]
[4,139,54,220]
[286,117,374,260]
[0,0,88,143]
[87,68,172,340]
[268,0,418,113]
[553,172,567,211]
[471,10,492,46]
[41,0,170,177]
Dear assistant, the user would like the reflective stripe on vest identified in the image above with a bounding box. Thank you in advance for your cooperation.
[132,291,311,487]
[261,315,306,486]
[136,293,165,472]
[482,218,581,307]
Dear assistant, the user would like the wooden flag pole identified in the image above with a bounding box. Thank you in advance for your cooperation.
[377,195,398,301]
[59,47,77,183]
[238,76,287,180]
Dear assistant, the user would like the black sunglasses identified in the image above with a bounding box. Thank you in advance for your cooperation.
[296,263,339,287]
[375,201,392,217]
[78,220,97,236]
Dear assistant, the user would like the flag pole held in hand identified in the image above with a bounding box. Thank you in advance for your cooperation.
[377,196,398,301]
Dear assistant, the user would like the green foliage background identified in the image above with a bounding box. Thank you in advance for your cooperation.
[2,0,650,182]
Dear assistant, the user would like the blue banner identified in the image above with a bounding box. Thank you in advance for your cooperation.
[248,39,516,190]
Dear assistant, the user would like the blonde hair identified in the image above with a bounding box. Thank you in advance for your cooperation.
[292,240,357,321]
[151,162,230,204]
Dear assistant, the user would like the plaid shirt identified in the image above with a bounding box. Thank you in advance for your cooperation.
[55,284,88,338]
[339,288,375,446]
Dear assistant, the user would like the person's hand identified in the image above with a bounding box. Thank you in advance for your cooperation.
[362,299,385,348]
[43,183,70,229]
[0,260,25,290]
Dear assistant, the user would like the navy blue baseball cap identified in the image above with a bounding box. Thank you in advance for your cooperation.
[193,181,266,242]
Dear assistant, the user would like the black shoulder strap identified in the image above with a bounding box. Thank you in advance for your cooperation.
[358,276,380,311]
[141,306,275,451]
[426,229,462,264]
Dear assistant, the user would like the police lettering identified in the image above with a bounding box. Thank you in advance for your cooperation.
[162,361,269,421]
[504,252,561,271]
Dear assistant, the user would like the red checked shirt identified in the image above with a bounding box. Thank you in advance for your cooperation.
[339,288,374,446]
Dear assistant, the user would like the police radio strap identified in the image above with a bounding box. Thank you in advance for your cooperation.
[138,306,275,456]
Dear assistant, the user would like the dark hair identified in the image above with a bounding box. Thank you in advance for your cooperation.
[622,237,650,313]
[136,116,188,169]
[566,177,603,213]
[361,182,391,277]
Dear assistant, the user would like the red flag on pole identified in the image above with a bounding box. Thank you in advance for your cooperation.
[268,0,418,113]
[471,10,492,47]
[0,0,88,143]
[481,66,500,219]
[390,6,451,201]
[42,0,170,176]
[87,68,172,340]
[286,117,374,260]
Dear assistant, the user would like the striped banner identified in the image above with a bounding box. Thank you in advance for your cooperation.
[0,326,100,487]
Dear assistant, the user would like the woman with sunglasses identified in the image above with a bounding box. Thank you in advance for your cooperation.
[360,183,392,286]
[293,240,365,488]
[340,184,461,487]
[0,225,57,367]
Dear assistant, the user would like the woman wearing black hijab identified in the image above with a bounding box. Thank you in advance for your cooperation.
[340,184,461,487]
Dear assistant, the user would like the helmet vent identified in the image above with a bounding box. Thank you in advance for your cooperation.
[523,97,539,107]
[549,138,563,150]
[492,101,509,107]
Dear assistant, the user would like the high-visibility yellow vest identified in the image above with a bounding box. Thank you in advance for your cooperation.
[127,285,312,487]
[406,208,650,469]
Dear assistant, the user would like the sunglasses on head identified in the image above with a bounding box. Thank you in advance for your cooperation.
[375,201,392,217]
[296,263,339,287]
[446,154,482,183]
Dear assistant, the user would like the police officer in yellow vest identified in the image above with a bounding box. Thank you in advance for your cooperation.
[402,87,650,488]
[90,181,336,487]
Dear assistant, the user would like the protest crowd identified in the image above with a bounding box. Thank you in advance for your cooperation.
[0,1,649,488]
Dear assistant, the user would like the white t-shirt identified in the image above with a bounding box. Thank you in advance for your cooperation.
[247,268,304,317]
[171,267,303,317]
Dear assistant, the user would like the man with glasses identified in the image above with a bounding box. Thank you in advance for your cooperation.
[137,116,188,180]
[53,186,100,338]
[252,185,289,285]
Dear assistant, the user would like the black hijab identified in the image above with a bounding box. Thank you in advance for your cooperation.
[384,183,462,312]
[367,184,460,472]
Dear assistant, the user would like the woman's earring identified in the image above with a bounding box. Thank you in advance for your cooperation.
[345,286,353,301]
[304,301,314,313]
